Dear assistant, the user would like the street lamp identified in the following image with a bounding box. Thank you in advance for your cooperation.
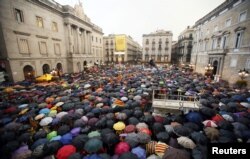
[205,64,214,78]
[238,68,249,80]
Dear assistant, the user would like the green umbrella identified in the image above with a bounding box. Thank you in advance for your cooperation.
[84,138,103,153]
[88,130,101,138]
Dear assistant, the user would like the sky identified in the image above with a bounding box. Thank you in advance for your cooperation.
[56,0,225,45]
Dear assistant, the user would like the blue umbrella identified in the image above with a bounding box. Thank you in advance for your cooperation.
[185,111,203,124]
[231,95,245,102]
[39,108,50,115]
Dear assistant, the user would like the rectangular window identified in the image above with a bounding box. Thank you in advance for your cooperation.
[100,39,102,44]
[14,8,24,23]
[239,11,247,22]
[235,32,242,48]
[222,36,227,49]
[18,39,29,54]
[39,41,47,54]
[225,18,231,27]
[92,36,94,41]
[96,37,98,42]
[230,58,237,67]
[36,16,44,28]
[212,39,216,50]
[54,43,61,55]
[52,22,58,32]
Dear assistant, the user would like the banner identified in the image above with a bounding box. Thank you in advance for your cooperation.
[115,35,126,52]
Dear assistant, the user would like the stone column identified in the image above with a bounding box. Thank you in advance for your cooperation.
[89,32,92,54]
[77,27,81,54]
[67,24,73,53]
[84,30,87,54]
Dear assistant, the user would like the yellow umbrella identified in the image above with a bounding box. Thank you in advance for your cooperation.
[48,110,57,117]
[3,87,15,93]
[113,121,126,131]
[50,106,58,110]
[19,108,29,115]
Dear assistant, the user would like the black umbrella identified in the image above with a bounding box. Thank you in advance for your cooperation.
[72,134,89,151]
[95,118,107,129]
[58,125,70,136]
[74,119,85,128]
[2,140,20,154]
[118,152,139,159]
[42,140,63,156]
[134,110,143,119]
[18,132,32,144]
[142,114,155,125]
[192,145,207,159]
[183,122,201,132]
[101,128,114,137]
[33,130,47,141]
[122,109,133,117]
[106,120,115,129]
[218,129,236,143]
[68,153,82,159]
[217,120,234,131]
[81,126,91,134]
[128,117,140,125]
[173,125,192,137]
[156,132,170,143]
[200,107,216,119]
[99,153,111,159]
[102,133,119,146]
[1,132,16,144]
[152,123,165,134]
[190,132,207,145]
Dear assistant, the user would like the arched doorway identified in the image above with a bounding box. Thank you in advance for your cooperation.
[56,63,62,71]
[42,64,50,74]
[77,62,81,72]
[83,61,87,71]
[212,60,218,77]
[23,65,35,80]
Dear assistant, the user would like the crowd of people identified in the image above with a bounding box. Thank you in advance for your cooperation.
[0,64,249,159]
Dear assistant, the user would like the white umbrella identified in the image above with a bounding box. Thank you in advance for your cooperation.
[121,97,128,102]
[222,114,234,122]
[141,84,146,88]
[35,113,45,121]
[96,103,103,108]
[55,102,64,107]
[202,120,217,128]
[84,84,91,89]
[56,111,68,119]
[133,95,141,101]
[177,136,196,149]
[39,117,53,126]
[240,102,250,108]
[18,104,28,109]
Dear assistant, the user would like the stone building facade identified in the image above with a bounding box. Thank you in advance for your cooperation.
[191,0,250,85]
[103,34,142,64]
[142,30,172,63]
[171,41,178,64]
[0,0,103,82]
[177,26,194,64]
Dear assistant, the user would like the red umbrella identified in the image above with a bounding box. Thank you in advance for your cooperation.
[115,142,130,155]
[140,128,152,136]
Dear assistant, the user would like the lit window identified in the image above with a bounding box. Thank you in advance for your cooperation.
[225,18,231,27]
[36,16,43,28]
[52,22,58,32]
[14,8,24,23]
[239,11,247,22]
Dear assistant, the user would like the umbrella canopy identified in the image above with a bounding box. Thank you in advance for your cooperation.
[113,121,126,131]
[11,145,32,159]
[125,133,139,148]
[115,142,130,155]
[177,136,196,149]
[155,142,169,158]
[173,125,191,137]
[72,134,89,151]
[56,145,76,159]
[162,147,190,159]
[185,111,203,124]
[84,138,103,153]
[131,146,146,159]
[116,113,127,121]
[190,132,207,145]
[39,117,53,126]
[202,120,217,128]
[102,133,119,146]
[156,132,170,143]
[43,140,63,156]
[58,125,70,136]
[124,125,136,133]
[140,128,152,136]
[88,130,101,138]
[118,152,139,159]
[204,127,219,141]
[128,117,140,125]
[137,132,151,144]
[136,122,148,131]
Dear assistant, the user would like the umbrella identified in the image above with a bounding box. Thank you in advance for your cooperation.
[115,142,130,155]
[60,133,73,145]
[58,125,70,136]
[173,125,191,137]
[221,114,234,122]
[113,121,126,131]
[11,145,32,159]
[217,120,234,131]
[200,107,216,118]
[147,154,161,159]
[47,131,57,140]
[39,108,50,115]
[121,97,128,102]
[131,146,146,159]
[202,120,217,128]
[204,127,219,141]
[156,132,170,143]
[190,132,207,145]
[35,114,45,121]
[116,113,127,121]
[137,132,151,144]
[185,111,203,124]
[70,127,81,137]
[31,138,48,151]
[72,134,89,151]
[88,117,99,127]
[68,153,82,159]
[88,130,101,138]
[56,112,68,119]
[163,147,191,159]
[125,133,139,148]
[84,84,91,89]
[84,138,103,153]
[142,115,155,125]
[4,122,22,131]
[118,152,139,159]
[103,133,119,146]
[124,125,136,133]
[83,154,103,159]
[136,122,148,131]
[43,140,63,156]
[177,136,196,149]
[140,128,152,136]
[39,117,53,126]
[56,145,76,159]
[55,102,64,107]
[31,144,44,158]
[152,123,165,134]
[128,117,140,125]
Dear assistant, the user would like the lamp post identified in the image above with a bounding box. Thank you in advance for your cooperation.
[238,68,249,80]
[205,64,214,78]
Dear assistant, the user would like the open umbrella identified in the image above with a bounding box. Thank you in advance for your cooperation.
[84,138,103,153]
[131,146,146,159]
[72,134,89,151]
[39,117,53,126]
[128,117,140,125]
[11,145,32,159]
[56,145,76,159]
[156,132,170,143]
[116,113,127,121]
[204,127,219,141]
[163,147,190,159]
[202,120,217,128]
[113,121,126,131]
[155,142,169,158]
[43,140,63,156]
[136,122,148,131]
[124,125,136,133]
[173,125,191,137]
[125,133,139,148]
[88,130,101,138]
[103,133,119,146]
[177,136,196,149]
[137,132,151,144]
[190,132,207,145]
[115,142,130,155]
